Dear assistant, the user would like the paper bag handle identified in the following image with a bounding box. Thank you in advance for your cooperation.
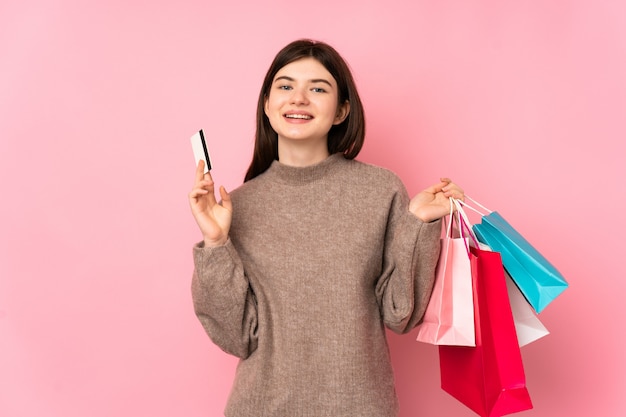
[458,195,493,217]
[443,196,455,238]
[451,198,480,254]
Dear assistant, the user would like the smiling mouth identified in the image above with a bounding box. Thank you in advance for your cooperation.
[284,114,313,120]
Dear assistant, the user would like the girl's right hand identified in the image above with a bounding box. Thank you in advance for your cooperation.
[188,160,232,247]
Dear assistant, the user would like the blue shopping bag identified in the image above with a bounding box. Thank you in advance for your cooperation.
[463,197,568,313]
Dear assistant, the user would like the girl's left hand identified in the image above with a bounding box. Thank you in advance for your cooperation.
[409,178,465,223]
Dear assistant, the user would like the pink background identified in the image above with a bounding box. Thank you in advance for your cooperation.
[1,1,625,416]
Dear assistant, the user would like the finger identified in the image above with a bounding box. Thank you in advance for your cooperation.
[442,184,465,201]
[189,187,209,198]
[441,180,461,192]
[203,176,218,207]
[196,179,214,190]
[190,177,218,206]
[440,179,458,194]
[194,160,206,184]
[453,191,466,202]
[190,180,214,197]
[442,186,462,195]
[219,186,232,212]
[189,188,210,207]
[423,180,449,194]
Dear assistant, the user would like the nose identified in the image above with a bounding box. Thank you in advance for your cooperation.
[290,87,309,105]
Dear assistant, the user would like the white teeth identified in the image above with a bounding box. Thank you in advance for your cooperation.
[285,114,312,119]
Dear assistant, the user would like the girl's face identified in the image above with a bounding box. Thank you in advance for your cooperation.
[264,57,349,149]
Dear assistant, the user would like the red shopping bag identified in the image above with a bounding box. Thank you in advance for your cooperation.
[416,203,475,346]
[477,242,550,347]
[439,246,533,417]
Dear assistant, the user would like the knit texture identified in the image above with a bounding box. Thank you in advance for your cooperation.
[192,153,441,417]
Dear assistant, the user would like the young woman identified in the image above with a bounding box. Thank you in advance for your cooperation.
[189,39,464,417]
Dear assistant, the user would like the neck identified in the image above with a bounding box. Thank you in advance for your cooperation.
[277,137,330,167]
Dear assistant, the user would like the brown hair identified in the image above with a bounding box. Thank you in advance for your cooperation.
[244,39,366,182]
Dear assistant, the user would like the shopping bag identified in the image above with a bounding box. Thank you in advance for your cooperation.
[439,244,533,417]
[506,271,550,347]
[416,199,475,346]
[454,200,549,347]
[462,196,568,313]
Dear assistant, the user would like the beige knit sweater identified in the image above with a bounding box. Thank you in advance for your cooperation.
[192,153,441,417]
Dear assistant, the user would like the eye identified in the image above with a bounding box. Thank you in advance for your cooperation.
[311,87,326,93]
[277,85,292,90]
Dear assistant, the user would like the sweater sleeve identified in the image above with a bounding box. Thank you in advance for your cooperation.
[375,187,442,334]
[191,239,258,359]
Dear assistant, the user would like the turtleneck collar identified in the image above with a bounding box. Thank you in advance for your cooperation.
[264,153,347,185]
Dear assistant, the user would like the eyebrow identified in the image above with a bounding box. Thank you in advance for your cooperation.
[273,75,333,87]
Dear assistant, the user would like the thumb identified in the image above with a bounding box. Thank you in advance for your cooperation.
[219,186,232,212]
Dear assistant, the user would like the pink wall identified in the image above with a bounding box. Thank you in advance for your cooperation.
[1,1,624,416]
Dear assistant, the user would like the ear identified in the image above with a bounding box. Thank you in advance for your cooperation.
[264,95,269,116]
[333,100,350,125]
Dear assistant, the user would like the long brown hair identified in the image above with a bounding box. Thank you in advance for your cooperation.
[244,39,366,182]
